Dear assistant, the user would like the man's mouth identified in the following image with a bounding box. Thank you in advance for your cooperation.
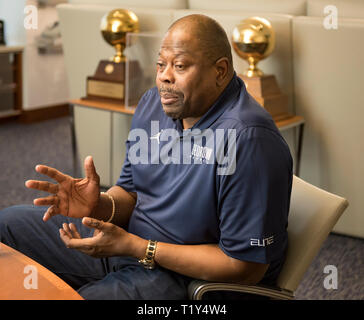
[160,91,181,105]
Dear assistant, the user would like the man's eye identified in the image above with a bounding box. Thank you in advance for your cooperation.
[156,62,165,68]
[175,65,184,70]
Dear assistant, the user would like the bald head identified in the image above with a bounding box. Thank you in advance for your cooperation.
[167,14,233,70]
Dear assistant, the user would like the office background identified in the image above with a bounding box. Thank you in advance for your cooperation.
[0,0,363,299]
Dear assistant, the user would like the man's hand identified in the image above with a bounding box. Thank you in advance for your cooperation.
[25,156,100,222]
[59,217,143,258]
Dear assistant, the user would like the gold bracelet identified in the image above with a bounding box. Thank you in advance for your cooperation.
[101,192,115,223]
[138,240,158,269]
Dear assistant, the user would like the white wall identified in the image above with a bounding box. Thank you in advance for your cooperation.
[0,0,27,45]
[0,0,70,110]
[23,0,69,110]
[292,16,364,238]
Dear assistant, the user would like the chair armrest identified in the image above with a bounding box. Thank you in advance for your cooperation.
[188,280,294,300]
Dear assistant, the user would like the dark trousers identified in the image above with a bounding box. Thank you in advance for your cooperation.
[0,205,191,300]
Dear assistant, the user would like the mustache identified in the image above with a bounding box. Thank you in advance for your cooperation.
[159,87,182,96]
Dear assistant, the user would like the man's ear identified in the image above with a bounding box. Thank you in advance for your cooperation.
[215,57,230,86]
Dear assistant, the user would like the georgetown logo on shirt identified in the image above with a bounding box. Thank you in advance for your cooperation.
[190,143,213,163]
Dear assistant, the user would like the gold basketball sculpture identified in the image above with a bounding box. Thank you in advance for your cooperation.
[100,9,140,63]
[86,9,142,103]
[232,17,289,118]
[232,17,275,77]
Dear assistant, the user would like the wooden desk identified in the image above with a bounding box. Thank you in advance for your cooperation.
[70,99,304,182]
[0,243,83,300]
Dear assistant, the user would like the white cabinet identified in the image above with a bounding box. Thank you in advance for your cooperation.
[73,102,133,187]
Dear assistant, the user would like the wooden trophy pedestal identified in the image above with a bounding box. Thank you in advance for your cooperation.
[239,74,290,118]
[85,59,142,104]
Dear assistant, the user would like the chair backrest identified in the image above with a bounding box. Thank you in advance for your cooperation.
[277,175,348,293]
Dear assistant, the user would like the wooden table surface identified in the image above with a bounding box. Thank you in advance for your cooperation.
[0,243,83,300]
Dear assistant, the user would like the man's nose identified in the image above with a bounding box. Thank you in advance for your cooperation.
[158,64,175,84]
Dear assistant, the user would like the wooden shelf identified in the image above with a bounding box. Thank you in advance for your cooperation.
[0,47,23,118]
[273,113,305,130]
[0,109,21,119]
[0,82,17,93]
[0,45,24,53]
[70,97,305,178]
[71,99,305,131]
[70,98,136,115]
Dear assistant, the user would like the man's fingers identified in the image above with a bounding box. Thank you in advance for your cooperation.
[33,195,59,206]
[35,165,68,184]
[59,229,95,250]
[62,223,73,239]
[84,156,100,184]
[62,223,81,239]
[42,205,59,222]
[82,217,108,232]
[69,223,81,239]
[25,180,58,194]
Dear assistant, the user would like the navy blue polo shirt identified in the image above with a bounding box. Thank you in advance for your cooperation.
[116,74,293,285]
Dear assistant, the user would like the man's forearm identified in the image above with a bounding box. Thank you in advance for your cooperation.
[90,186,136,228]
[129,237,269,285]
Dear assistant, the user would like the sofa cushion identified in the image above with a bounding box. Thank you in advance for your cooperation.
[307,0,364,19]
[68,0,188,9]
[188,0,306,15]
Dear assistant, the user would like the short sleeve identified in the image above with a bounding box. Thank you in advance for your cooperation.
[217,126,292,264]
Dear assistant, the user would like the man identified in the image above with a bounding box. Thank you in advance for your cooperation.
[0,15,292,300]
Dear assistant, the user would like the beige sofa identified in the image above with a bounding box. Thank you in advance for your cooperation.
[58,0,364,238]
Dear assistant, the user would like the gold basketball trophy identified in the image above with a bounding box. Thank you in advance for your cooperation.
[86,9,142,103]
[232,17,289,118]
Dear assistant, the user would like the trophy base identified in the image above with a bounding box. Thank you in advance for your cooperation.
[87,77,124,101]
[86,59,142,103]
[239,74,290,118]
